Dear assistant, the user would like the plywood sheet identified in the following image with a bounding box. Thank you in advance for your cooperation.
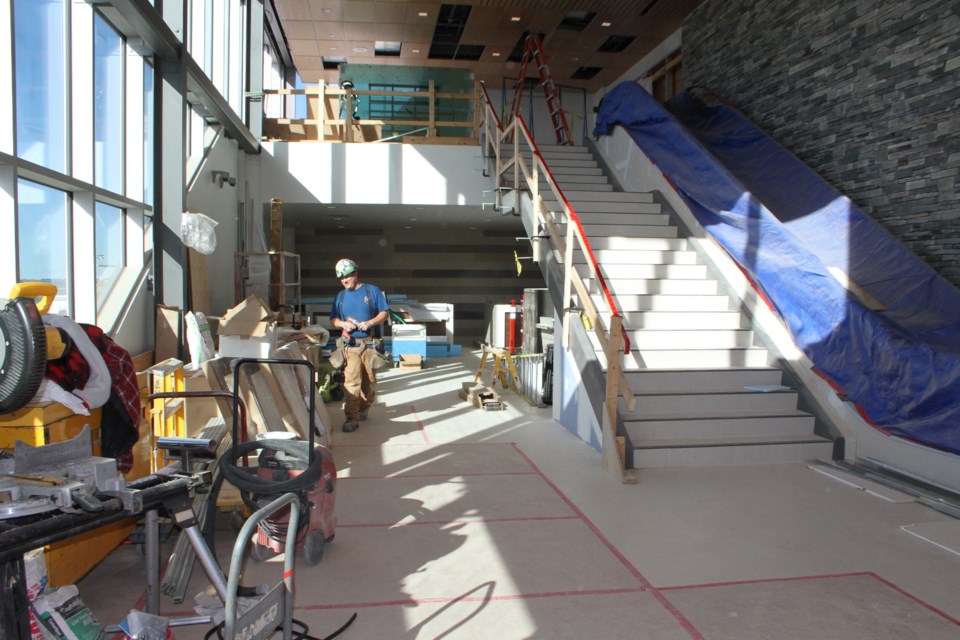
[188,248,210,315]
[155,305,181,363]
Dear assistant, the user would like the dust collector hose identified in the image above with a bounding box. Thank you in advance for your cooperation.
[218,439,324,495]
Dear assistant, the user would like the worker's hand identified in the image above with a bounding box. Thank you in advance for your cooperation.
[357,321,369,332]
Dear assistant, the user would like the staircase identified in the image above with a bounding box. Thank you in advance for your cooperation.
[506,144,834,468]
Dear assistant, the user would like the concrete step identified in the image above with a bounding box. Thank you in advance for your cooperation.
[625,329,756,350]
[613,347,772,369]
[506,152,594,164]
[574,248,699,264]
[591,293,731,312]
[517,144,591,155]
[578,223,679,238]
[620,390,799,415]
[579,237,689,251]
[625,410,817,441]
[546,199,663,214]
[505,173,611,185]
[509,156,599,168]
[557,182,615,191]
[563,191,656,204]
[531,165,604,176]
[612,310,744,330]
[578,263,707,279]
[561,212,670,228]
[582,277,717,295]
[623,367,783,393]
[508,179,614,192]
[631,437,834,468]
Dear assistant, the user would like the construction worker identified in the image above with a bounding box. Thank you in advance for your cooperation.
[339,79,360,121]
[330,258,389,432]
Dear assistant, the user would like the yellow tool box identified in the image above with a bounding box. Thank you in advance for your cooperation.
[0,403,131,588]
[0,402,102,454]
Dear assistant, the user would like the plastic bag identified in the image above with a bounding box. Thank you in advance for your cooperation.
[180,212,218,255]
[122,610,169,640]
[185,311,216,364]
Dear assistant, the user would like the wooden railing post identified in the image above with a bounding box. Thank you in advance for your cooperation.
[603,315,637,483]
[562,220,575,349]
[428,80,436,138]
[344,85,354,142]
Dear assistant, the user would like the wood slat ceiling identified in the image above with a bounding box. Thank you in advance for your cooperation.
[273,0,704,90]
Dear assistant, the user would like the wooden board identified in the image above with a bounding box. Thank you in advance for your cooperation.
[254,363,300,436]
[201,357,236,427]
[184,367,220,437]
[188,248,210,315]
[224,371,265,438]
[275,343,332,444]
[156,305,181,363]
[266,362,311,440]
[131,351,154,373]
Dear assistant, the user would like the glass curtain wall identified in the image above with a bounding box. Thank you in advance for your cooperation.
[7,0,151,320]
[4,0,275,324]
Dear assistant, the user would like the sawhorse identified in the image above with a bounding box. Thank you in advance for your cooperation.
[475,344,521,391]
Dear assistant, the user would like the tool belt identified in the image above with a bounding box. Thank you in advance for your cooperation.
[329,337,387,369]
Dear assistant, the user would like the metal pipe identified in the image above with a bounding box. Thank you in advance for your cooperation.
[146,509,160,614]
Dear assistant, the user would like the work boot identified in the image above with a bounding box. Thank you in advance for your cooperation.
[359,407,369,421]
[342,419,359,433]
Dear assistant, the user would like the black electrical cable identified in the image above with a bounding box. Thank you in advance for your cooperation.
[203,611,358,640]
[219,439,324,495]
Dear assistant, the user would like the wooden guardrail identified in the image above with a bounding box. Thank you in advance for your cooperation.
[478,84,637,483]
[262,80,480,145]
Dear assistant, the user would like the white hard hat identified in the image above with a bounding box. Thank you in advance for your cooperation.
[335,258,357,278]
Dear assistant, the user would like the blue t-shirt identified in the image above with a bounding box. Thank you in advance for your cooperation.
[331,284,389,339]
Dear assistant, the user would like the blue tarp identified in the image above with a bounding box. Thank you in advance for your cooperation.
[593,82,960,455]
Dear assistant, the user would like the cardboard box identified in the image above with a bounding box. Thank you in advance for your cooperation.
[218,326,277,358]
[219,292,276,338]
[398,354,423,370]
[218,293,278,358]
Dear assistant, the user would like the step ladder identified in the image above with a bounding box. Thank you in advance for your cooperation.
[475,344,521,392]
[509,34,574,145]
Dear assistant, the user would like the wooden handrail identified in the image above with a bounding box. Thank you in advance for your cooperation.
[261,82,479,144]
[479,93,637,482]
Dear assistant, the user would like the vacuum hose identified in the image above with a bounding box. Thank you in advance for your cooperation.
[218,439,324,495]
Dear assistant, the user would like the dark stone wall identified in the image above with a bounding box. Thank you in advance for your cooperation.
[683,0,960,285]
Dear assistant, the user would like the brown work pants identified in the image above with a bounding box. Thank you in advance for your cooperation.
[342,344,376,421]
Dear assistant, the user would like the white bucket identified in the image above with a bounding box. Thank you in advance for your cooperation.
[255,431,298,441]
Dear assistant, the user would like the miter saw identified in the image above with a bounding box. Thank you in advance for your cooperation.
[0,282,124,519]
[0,282,68,413]
[0,425,125,519]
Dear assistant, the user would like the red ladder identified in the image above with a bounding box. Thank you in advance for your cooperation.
[508,34,574,145]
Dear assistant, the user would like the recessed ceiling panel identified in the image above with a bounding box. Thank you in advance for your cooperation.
[289,39,321,56]
[284,20,318,39]
[341,1,376,22]
[343,21,376,39]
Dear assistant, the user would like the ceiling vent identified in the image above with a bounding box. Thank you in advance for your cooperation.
[557,10,596,32]
[429,4,473,59]
[640,0,661,16]
[570,66,602,80]
[322,56,346,70]
[598,35,635,53]
[375,41,402,57]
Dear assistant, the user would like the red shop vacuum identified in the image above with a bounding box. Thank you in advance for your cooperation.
[219,358,337,566]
